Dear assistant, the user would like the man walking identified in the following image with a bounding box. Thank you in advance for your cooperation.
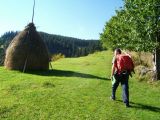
[110,48,134,107]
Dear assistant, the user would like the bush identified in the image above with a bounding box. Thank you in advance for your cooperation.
[129,51,155,82]
[135,65,155,82]
[51,53,65,61]
[131,51,153,68]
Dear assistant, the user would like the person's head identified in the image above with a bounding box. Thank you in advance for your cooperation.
[114,48,121,56]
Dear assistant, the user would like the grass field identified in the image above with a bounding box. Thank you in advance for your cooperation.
[0,51,160,120]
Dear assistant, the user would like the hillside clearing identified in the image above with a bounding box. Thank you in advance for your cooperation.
[0,51,160,120]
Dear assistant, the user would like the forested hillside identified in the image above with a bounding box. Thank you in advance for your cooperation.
[40,32,103,57]
[0,31,103,65]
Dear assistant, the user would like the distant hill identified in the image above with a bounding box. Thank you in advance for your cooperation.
[0,31,103,65]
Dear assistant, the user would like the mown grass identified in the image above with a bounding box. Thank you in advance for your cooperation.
[0,51,159,120]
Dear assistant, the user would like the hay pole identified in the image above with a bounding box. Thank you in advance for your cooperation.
[32,0,35,23]
[23,57,28,73]
[22,31,30,73]
[49,62,53,70]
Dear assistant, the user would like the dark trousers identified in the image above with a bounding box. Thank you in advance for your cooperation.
[112,72,129,105]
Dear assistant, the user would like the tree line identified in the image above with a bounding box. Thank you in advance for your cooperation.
[0,31,103,65]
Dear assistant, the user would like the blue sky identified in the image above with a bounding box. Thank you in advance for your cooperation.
[0,0,123,39]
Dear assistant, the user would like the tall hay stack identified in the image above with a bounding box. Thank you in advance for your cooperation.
[4,23,50,71]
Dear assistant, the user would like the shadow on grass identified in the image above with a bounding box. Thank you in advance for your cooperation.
[130,101,160,112]
[27,69,110,81]
[117,100,160,112]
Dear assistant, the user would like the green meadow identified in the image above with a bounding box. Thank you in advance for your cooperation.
[0,51,159,120]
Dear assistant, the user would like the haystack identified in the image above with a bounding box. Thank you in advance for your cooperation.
[4,23,50,71]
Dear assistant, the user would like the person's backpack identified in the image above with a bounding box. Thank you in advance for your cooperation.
[116,54,134,73]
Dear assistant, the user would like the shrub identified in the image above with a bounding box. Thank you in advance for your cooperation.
[135,65,155,82]
[131,51,153,68]
[129,51,155,82]
[51,53,65,61]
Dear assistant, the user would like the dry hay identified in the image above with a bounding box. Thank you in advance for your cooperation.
[4,23,50,71]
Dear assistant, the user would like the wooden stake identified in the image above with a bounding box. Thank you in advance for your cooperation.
[23,57,28,73]
[32,0,35,23]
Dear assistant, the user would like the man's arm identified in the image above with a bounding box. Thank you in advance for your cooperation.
[111,56,116,78]
[111,64,115,77]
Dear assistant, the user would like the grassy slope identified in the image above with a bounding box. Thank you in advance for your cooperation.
[0,51,160,120]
